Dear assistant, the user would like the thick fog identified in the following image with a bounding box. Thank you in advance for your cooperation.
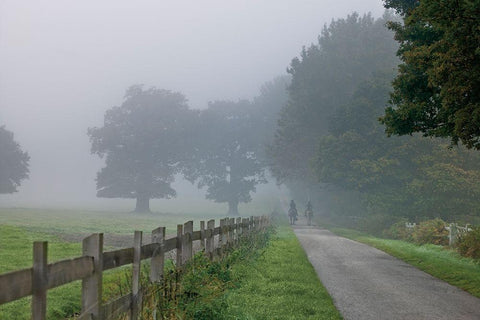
[0,0,384,210]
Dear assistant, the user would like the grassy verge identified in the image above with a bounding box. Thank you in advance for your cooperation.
[224,225,342,320]
[331,227,480,298]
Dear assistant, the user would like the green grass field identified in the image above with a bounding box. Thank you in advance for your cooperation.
[0,207,231,318]
[0,207,342,319]
[0,207,228,236]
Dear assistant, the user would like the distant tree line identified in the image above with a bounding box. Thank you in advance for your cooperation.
[268,7,480,221]
[88,78,288,214]
[5,0,479,221]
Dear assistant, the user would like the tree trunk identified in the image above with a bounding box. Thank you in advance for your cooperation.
[134,195,151,213]
[228,200,239,216]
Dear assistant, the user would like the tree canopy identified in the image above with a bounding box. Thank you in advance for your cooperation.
[381,0,480,149]
[269,12,399,184]
[185,100,267,216]
[0,126,29,194]
[314,71,480,219]
[88,85,197,212]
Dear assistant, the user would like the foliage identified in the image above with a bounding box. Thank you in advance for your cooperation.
[383,219,413,241]
[268,12,399,184]
[456,227,480,260]
[381,0,480,149]
[252,75,290,150]
[88,85,197,212]
[357,213,400,237]
[139,226,273,319]
[411,218,449,246]
[185,100,267,215]
[314,66,480,219]
[0,126,29,194]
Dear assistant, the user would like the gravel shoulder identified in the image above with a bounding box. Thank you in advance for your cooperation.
[292,223,480,320]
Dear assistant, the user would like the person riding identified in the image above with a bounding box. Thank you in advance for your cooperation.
[305,200,313,226]
[288,200,298,224]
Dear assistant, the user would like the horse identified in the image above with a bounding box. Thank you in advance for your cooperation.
[305,208,313,226]
[288,208,298,225]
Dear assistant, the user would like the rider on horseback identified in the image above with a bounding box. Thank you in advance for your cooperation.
[288,200,298,225]
[305,200,313,226]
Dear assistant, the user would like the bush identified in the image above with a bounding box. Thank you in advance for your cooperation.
[357,214,399,237]
[456,226,480,259]
[383,219,413,241]
[411,218,449,245]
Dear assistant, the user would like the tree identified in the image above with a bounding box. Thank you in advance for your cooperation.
[315,71,480,219]
[88,85,196,212]
[269,13,399,184]
[186,100,266,216]
[381,0,480,149]
[0,126,29,193]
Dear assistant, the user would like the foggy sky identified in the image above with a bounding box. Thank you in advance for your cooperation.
[0,0,385,209]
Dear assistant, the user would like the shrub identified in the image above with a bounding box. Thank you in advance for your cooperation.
[383,219,413,241]
[456,227,480,259]
[357,214,399,237]
[411,218,449,245]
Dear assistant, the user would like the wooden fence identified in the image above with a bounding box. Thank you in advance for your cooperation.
[0,215,270,320]
[405,222,473,245]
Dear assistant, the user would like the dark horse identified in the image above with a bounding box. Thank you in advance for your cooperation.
[288,207,298,225]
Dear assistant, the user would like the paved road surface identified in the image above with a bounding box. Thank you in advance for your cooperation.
[292,222,480,320]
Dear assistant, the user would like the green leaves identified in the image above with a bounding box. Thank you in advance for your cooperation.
[88,86,196,203]
[0,126,29,194]
[382,0,480,149]
[187,100,267,214]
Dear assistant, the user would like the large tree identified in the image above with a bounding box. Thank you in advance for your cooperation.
[381,0,480,149]
[186,100,266,216]
[0,126,29,193]
[269,13,399,184]
[88,85,196,212]
[315,71,480,219]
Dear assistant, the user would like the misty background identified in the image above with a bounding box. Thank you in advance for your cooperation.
[0,0,384,210]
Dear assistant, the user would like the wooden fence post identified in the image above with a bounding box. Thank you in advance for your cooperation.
[236,217,242,244]
[82,233,103,319]
[225,219,230,247]
[206,220,215,259]
[241,218,248,237]
[131,231,142,320]
[150,227,165,282]
[219,219,224,248]
[32,241,48,320]
[183,221,193,264]
[449,223,458,246]
[200,221,205,250]
[229,218,235,246]
[176,225,183,267]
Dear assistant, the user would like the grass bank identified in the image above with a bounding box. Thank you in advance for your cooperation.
[224,225,342,320]
[331,227,480,298]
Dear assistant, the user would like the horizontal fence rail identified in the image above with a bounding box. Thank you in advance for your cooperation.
[0,215,270,320]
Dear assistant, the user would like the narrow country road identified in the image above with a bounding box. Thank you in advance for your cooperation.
[292,221,480,320]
